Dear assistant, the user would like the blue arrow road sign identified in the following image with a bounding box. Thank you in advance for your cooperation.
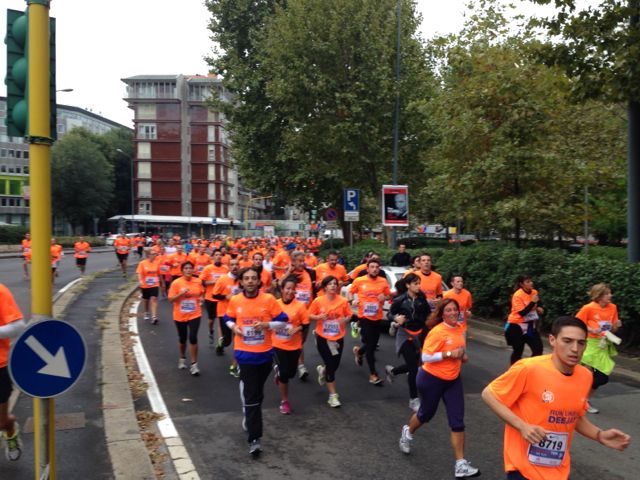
[344,189,360,212]
[9,319,87,398]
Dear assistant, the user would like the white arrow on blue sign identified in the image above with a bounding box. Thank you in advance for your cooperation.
[343,189,360,212]
[9,319,87,398]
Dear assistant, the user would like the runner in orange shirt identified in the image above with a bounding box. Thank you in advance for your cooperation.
[272,245,293,281]
[505,275,544,365]
[308,275,352,407]
[0,283,27,461]
[409,254,443,310]
[50,238,64,283]
[237,249,252,269]
[398,298,479,478]
[211,258,241,371]
[168,261,204,376]
[303,247,318,268]
[168,245,189,284]
[314,251,349,295]
[349,258,391,384]
[136,249,161,324]
[251,251,273,293]
[113,234,131,277]
[482,316,630,480]
[200,249,229,348]
[191,245,212,277]
[443,274,472,331]
[133,234,145,259]
[20,233,31,280]
[74,236,92,276]
[272,275,310,414]
[224,266,288,456]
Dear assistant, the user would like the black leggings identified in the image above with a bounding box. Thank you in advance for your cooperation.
[274,348,301,384]
[239,360,272,443]
[218,317,232,347]
[316,336,344,383]
[591,367,609,390]
[506,472,528,480]
[358,318,381,375]
[505,323,543,364]
[391,339,420,398]
[174,317,201,345]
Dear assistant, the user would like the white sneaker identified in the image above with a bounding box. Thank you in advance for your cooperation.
[298,364,309,381]
[409,397,420,413]
[3,423,22,461]
[389,322,397,336]
[327,393,341,408]
[317,365,326,386]
[385,365,395,384]
[455,459,480,478]
[586,402,599,414]
[399,425,412,454]
[190,362,200,376]
[178,358,187,369]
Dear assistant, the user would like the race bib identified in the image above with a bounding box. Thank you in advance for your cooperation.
[145,276,159,286]
[197,265,204,273]
[231,286,241,295]
[458,312,465,324]
[180,299,197,313]
[599,321,613,332]
[363,302,379,317]
[160,265,170,273]
[322,320,341,337]
[296,290,311,304]
[242,326,265,345]
[524,311,539,322]
[275,324,293,340]
[527,432,568,467]
[78,251,86,255]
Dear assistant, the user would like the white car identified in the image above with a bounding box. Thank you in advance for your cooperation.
[105,233,140,247]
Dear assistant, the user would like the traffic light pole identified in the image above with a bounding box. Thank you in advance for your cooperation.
[27,1,56,479]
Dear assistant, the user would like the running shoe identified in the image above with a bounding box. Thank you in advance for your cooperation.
[317,365,326,386]
[273,364,281,386]
[279,401,291,415]
[249,439,262,457]
[327,393,341,408]
[399,425,412,454]
[454,459,480,478]
[190,362,200,376]
[385,365,395,384]
[388,322,397,336]
[151,316,158,325]
[208,331,214,345]
[586,402,599,414]
[143,313,151,322]
[409,397,420,413]
[350,321,360,339]
[4,423,22,461]
[369,374,383,385]
[353,346,363,367]
[229,364,240,378]
[178,358,187,370]
[215,336,224,356]
[297,364,309,381]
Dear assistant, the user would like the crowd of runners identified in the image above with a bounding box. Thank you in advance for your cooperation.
[0,232,632,478]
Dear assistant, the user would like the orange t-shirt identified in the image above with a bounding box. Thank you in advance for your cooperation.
[508,289,539,324]
[413,270,443,303]
[200,263,229,299]
[421,321,466,380]
[114,237,130,254]
[309,294,352,341]
[211,274,241,316]
[157,254,172,275]
[272,251,291,279]
[168,252,189,277]
[136,258,160,289]
[168,276,203,321]
[443,288,473,330]
[349,263,368,280]
[192,253,212,276]
[314,263,349,295]
[293,269,314,306]
[304,254,318,268]
[0,283,23,367]
[272,299,310,350]
[21,238,31,259]
[349,275,390,320]
[225,292,284,353]
[576,301,619,339]
[74,241,91,259]
[488,355,591,480]
[51,244,63,266]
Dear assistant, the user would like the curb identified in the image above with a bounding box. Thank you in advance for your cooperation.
[467,318,640,385]
[101,281,157,480]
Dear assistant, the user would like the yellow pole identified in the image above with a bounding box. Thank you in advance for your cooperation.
[28,2,55,479]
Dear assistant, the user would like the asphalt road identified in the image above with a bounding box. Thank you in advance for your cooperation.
[137,296,640,480]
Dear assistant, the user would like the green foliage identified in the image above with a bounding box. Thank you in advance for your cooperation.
[0,225,28,244]
[54,236,105,248]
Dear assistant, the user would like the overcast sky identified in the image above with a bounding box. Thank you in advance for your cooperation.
[1,0,595,127]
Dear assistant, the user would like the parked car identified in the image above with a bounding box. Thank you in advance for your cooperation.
[340,266,449,328]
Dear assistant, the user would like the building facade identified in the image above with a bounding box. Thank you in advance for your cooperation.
[0,97,129,226]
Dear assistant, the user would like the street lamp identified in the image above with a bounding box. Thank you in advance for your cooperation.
[56,88,74,93]
[116,148,134,232]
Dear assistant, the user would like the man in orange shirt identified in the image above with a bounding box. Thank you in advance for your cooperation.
[211,258,241,365]
[136,249,161,324]
[50,238,63,283]
[443,275,472,330]
[0,283,27,461]
[482,316,631,480]
[413,254,443,309]
[74,236,92,276]
[200,249,229,349]
[133,234,145,259]
[348,259,391,384]
[21,233,31,280]
[114,234,131,277]
[314,251,349,295]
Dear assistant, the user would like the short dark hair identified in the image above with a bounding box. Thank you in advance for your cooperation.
[551,316,587,337]
[514,274,532,291]
[280,275,299,289]
[321,275,338,289]
[404,273,420,285]
[367,258,381,267]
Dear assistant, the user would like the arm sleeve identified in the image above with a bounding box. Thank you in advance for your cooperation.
[0,318,27,339]
[421,351,444,363]
[517,302,537,317]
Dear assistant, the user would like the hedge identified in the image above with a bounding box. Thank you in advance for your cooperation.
[0,225,28,244]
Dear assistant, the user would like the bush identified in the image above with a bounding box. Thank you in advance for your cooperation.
[0,225,28,244]
[55,236,105,248]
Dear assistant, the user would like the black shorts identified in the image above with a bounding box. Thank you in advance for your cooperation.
[116,252,128,263]
[76,257,87,266]
[0,367,13,404]
[141,287,159,299]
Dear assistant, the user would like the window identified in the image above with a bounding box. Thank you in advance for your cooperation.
[208,183,216,200]
[23,151,28,160]
[137,124,157,140]
[137,142,151,159]
[0,166,5,173]
[139,201,151,214]
[138,181,151,198]
[208,202,217,217]
[207,126,215,142]
[23,165,29,174]
[0,198,5,206]
[9,180,21,195]
[219,127,228,145]
[208,146,216,162]
[208,164,216,181]
[207,110,218,122]
[138,162,151,179]
[137,104,156,120]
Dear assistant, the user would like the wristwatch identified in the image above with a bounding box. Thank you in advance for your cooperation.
[446,351,452,358]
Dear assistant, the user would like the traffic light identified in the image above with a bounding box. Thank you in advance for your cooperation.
[5,9,29,137]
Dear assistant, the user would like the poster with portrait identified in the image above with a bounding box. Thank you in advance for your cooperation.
[382,185,409,227]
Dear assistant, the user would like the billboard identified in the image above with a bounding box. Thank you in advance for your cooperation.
[382,184,409,227]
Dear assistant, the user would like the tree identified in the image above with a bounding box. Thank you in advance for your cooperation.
[51,128,114,232]
[100,128,135,219]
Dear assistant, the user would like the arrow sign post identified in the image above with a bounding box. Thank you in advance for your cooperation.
[9,319,86,398]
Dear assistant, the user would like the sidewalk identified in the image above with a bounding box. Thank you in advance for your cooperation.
[0,246,112,259]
